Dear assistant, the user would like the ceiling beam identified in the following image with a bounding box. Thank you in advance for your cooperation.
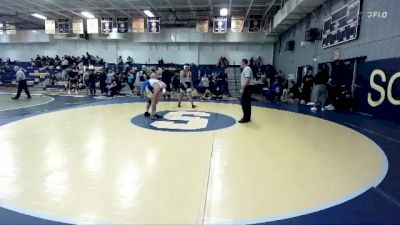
[209,0,214,18]
[123,0,147,17]
[107,1,131,18]
[23,0,71,18]
[262,0,278,21]
[86,1,114,17]
[43,0,86,18]
[0,4,44,27]
[228,0,232,17]
[244,0,256,20]
[187,0,197,18]
[0,15,30,24]
[143,0,161,16]
[163,0,181,20]
[3,0,59,19]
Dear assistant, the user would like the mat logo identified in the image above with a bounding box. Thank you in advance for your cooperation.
[131,110,236,132]
[151,111,210,130]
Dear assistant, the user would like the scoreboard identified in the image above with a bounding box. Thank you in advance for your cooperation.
[322,0,361,48]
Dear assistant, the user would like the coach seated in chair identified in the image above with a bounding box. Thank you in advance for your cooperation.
[265,77,284,102]
[107,75,122,97]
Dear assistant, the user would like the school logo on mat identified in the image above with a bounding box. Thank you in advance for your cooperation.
[131,110,236,132]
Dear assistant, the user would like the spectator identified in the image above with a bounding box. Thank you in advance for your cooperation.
[287,80,302,102]
[217,69,230,97]
[88,69,97,96]
[98,68,107,95]
[300,70,314,104]
[172,71,180,92]
[117,56,123,65]
[199,75,210,93]
[161,68,173,99]
[265,77,284,102]
[66,68,79,94]
[158,58,164,65]
[106,68,115,85]
[107,75,122,97]
[264,64,276,87]
[61,57,69,69]
[255,56,263,68]
[127,68,136,95]
[311,68,330,112]
[201,88,212,100]
[127,56,133,65]
[30,58,35,67]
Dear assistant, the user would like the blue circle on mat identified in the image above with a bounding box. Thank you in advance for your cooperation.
[131,110,236,132]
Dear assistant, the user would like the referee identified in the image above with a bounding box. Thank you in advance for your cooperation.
[12,66,31,100]
[239,58,254,123]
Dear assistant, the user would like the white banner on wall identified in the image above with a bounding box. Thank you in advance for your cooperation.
[87,18,99,34]
[72,20,84,34]
[6,24,16,35]
[45,20,56,34]
[231,16,244,32]
[132,17,145,33]
[0,24,3,35]
[196,19,209,33]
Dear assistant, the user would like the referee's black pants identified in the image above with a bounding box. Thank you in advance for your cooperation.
[241,85,252,121]
[15,80,31,99]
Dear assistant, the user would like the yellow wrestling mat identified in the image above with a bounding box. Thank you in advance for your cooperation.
[0,102,387,224]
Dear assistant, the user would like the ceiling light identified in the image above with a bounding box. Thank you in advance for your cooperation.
[220,8,228,16]
[81,11,95,19]
[143,10,155,17]
[31,13,47,20]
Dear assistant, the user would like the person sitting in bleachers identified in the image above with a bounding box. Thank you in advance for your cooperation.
[218,57,229,68]
[0,65,4,84]
[158,58,164,65]
[117,56,124,65]
[30,58,35,67]
[127,56,134,65]
[61,57,69,70]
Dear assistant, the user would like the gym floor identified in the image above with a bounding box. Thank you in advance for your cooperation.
[0,93,399,225]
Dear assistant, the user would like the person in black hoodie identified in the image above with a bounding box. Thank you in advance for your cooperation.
[311,68,330,112]
[98,68,107,95]
[88,69,97,96]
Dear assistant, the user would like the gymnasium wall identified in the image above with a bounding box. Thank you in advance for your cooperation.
[0,28,275,65]
[272,0,400,120]
[273,0,400,76]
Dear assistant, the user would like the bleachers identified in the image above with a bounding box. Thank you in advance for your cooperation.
[0,63,62,87]
[0,62,227,90]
